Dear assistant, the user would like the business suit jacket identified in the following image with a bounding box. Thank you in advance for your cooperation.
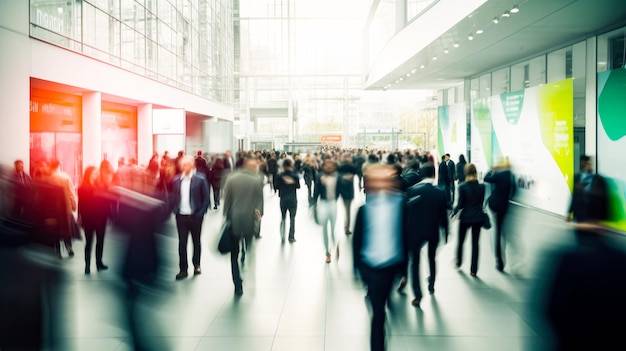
[352,196,409,273]
[452,180,485,224]
[437,162,449,186]
[456,161,466,183]
[223,168,264,238]
[405,181,448,248]
[484,169,515,214]
[337,162,357,200]
[274,169,300,206]
[446,160,456,182]
[171,172,211,218]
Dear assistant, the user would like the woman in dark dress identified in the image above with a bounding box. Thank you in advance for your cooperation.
[78,166,110,274]
[451,163,486,276]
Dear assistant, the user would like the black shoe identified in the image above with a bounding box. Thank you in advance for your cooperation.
[68,249,75,257]
[288,238,296,243]
[176,272,188,280]
[214,206,218,210]
[85,267,90,274]
[96,263,108,271]
[411,298,421,308]
[496,263,504,272]
[234,285,243,295]
[194,266,202,275]
[427,277,435,294]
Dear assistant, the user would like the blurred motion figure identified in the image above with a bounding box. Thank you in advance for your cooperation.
[353,164,407,351]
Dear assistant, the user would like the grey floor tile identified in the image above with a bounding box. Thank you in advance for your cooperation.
[28,181,582,351]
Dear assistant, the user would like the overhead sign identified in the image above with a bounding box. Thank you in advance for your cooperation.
[321,134,342,143]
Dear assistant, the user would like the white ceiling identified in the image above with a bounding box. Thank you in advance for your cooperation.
[370,0,626,90]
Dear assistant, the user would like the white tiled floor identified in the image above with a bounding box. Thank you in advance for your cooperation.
[35,180,581,350]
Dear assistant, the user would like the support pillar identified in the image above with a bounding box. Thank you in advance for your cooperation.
[82,91,102,169]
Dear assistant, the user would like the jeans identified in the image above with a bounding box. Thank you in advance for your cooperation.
[316,199,337,254]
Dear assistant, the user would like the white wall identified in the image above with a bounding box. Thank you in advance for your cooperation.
[29,39,233,121]
[0,0,30,169]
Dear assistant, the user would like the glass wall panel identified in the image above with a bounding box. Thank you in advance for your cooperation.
[30,0,234,107]
[479,73,491,98]
[598,26,626,72]
[492,68,509,95]
[407,0,438,23]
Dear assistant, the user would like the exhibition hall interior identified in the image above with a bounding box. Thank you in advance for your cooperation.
[1,0,626,350]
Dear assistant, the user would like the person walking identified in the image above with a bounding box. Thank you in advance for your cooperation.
[46,159,77,258]
[78,166,111,274]
[399,163,448,306]
[274,158,300,243]
[209,155,224,210]
[171,156,211,280]
[337,152,357,235]
[302,154,318,207]
[223,155,265,295]
[353,164,407,351]
[451,163,486,276]
[484,157,516,272]
[313,158,340,263]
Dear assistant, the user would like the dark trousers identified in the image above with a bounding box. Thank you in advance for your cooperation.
[342,197,353,233]
[410,238,438,300]
[175,214,203,272]
[230,235,243,288]
[360,263,402,351]
[457,222,482,273]
[494,212,507,269]
[84,221,106,266]
[449,181,455,203]
[280,201,297,241]
[211,183,221,207]
[305,180,314,206]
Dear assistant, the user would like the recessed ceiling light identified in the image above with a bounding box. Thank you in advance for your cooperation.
[444,49,449,54]
[399,77,404,81]
[411,69,417,73]
[432,56,437,60]
[468,34,474,40]
[420,65,425,69]
[502,11,510,17]
[453,43,460,48]
[493,17,499,24]
[511,5,519,13]
[406,73,411,77]
[476,29,484,34]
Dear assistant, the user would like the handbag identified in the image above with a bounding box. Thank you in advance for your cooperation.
[217,219,232,254]
[482,210,492,229]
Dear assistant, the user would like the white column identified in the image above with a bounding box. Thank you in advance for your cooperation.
[0,1,30,168]
[82,91,102,170]
[137,103,153,166]
[585,37,597,159]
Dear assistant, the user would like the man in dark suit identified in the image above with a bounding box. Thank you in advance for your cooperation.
[437,155,451,207]
[353,164,407,351]
[484,157,515,272]
[274,158,300,243]
[172,155,211,280]
[445,153,456,203]
[399,163,448,307]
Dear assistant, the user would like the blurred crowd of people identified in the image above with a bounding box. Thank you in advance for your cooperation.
[1,146,624,351]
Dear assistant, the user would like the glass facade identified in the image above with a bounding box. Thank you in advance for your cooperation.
[29,0,235,106]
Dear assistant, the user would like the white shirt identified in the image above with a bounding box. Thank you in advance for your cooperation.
[179,174,193,215]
